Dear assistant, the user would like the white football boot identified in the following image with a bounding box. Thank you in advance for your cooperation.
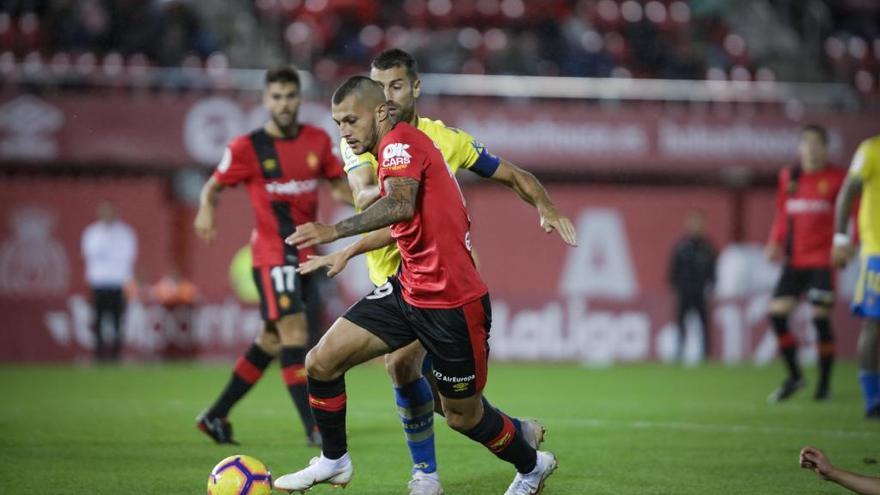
[274,453,353,493]
[407,471,444,495]
[504,451,558,495]
[520,419,546,450]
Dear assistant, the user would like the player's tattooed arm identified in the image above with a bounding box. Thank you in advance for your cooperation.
[831,175,862,268]
[334,176,418,237]
[489,160,578,246]
[286,176,418,248]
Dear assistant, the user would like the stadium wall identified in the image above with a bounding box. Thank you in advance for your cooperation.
[1,91,877,174]
[0,178,863,364]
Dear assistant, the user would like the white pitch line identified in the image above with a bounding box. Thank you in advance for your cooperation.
[225,408,879,440]
[540,417,879,439]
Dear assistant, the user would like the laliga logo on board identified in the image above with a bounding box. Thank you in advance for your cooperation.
[0,206,69,296]
[382,143,411,169]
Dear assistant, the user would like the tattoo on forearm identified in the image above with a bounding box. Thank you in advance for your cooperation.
[335,177,418,238]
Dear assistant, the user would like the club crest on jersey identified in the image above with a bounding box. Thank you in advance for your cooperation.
[278,294,291,309]
[307,151,319,171]
[262,158,278,172]
[818,179,829,195]
[382,142,411,169]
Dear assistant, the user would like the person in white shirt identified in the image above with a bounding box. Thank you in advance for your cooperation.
[80,201,137,361]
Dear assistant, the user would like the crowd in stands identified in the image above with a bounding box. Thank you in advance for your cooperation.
[0,0,877,95]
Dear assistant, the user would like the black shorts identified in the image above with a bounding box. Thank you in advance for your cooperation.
[252,265,314,322]
[772,266,834,305]
[343,277,491,399]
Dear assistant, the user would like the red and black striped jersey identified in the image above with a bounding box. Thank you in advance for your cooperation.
[213,125,343,266]
[768,164,846,268]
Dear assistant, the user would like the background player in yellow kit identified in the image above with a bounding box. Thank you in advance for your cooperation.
[335,48,577,495]
[832,134,880,419]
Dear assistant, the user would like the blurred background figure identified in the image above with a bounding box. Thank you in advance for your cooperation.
[668,210,716,363]
[765,125,845,403]
[799,446,880,495]
[80,200,137,362]
[150,264,198,308]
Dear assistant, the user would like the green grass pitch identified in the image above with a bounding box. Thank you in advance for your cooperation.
[1,361,877,494]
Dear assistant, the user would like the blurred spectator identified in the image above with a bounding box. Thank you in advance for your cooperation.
[668,210,716,362]
[799,446,880,495]
[150,265,198,308]
[80,200,137,362]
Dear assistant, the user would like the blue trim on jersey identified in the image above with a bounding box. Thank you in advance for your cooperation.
[853,255,880,319]
[470,149,501,177]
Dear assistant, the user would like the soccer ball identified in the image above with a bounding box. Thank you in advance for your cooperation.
[207,455,272,495]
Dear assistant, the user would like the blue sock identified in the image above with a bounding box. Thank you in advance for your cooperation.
[395,377,437,474]
[859,370,880,411]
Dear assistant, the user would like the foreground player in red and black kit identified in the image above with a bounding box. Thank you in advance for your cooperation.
[193,66,352,446]
[765,125,846,402]
[274,77,558,494]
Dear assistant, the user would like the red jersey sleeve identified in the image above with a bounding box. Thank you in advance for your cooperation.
[320,132,344,180]
[768,168,788,245]
[212,137,255,186]
[378,137,425,185]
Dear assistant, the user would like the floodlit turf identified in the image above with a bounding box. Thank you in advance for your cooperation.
[0,361,877,494]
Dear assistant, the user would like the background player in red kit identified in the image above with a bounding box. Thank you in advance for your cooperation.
[193,66,352,446]
[765,124,847,402]
[273,77,559,495]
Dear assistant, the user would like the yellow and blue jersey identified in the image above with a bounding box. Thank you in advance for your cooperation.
[848,135,880,317]
[341,116,501,286]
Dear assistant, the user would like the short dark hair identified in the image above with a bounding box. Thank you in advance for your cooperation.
[332,75,383,105]
[265,65,300,87]
[371,48,419,81]
[801,124,828,144]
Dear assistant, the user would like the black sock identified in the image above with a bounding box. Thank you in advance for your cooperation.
[482,397,524,437]
[308,375,348,459]
[463,404,537,473]
[814,317,834,391]
[208,344,274,418]
[771,315,801,380]
[280,346,315,434]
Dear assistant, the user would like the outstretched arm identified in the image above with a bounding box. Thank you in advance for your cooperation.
[800,446,880,495]
[832,175,861,268]
[194,176,225,244]
[297,227,395,277]
[286,176,418,248]
[488,160,577,246]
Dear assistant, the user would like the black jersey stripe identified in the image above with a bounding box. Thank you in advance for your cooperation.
[251,129,299,263]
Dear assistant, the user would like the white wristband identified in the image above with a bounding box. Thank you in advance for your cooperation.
[833,233,851,247]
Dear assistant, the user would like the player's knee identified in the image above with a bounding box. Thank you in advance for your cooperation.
[304,348,340,381]
[255,331,281,357]
[384,350,423,386]
[276,315,308,346]
[443,409,479,432]
[441,398,481,432]
[768,299,793,317]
